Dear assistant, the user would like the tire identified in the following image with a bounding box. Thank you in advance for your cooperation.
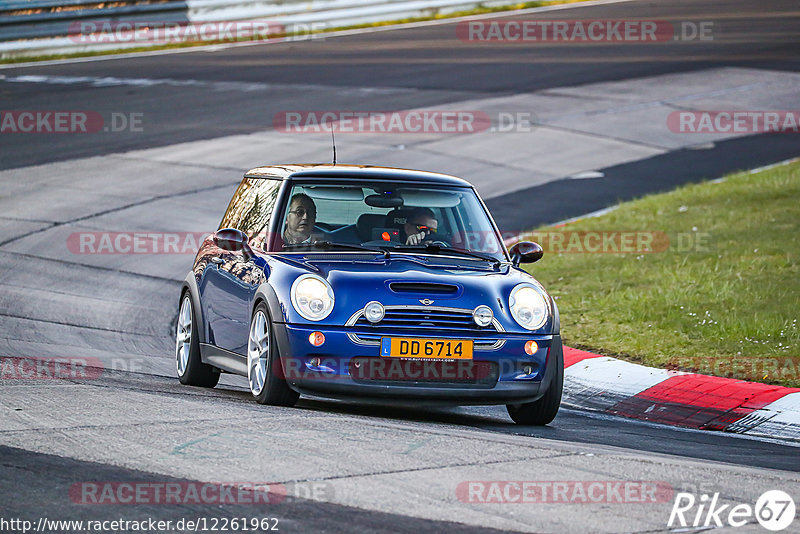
[176,292,220,388]
[247,303,300,407]
[506,348,563,425]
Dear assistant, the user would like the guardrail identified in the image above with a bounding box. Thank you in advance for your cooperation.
[0,0,522,57]
[0,0,189,41]
[0,0,521,41]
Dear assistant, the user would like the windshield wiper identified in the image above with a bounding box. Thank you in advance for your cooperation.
[393,244,502,266]
[283,241,390,258]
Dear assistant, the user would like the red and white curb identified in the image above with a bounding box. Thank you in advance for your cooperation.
[562,347,800,440]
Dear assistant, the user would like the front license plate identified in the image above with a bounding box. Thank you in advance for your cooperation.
[380,337,473,360]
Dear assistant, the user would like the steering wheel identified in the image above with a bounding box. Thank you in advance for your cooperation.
[429,240,451,248]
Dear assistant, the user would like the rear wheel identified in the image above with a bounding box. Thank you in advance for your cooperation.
[247,304,299,407]
[506,351,563,425]
[176,293,220,388]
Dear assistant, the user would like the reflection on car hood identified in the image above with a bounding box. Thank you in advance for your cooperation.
[279,252,507,276]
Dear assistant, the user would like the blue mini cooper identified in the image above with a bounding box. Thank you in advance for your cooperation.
[176,164,563,425]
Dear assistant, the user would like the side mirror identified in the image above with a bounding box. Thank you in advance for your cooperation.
[213,228,254,260]
[509,241,543,266]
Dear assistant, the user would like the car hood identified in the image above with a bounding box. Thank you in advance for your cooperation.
[264,252,554,334]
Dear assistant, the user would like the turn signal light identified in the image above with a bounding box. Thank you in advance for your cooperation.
[524,340,538,355]
[309,332,325,346]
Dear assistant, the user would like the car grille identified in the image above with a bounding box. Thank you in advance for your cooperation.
[346,306,505,350]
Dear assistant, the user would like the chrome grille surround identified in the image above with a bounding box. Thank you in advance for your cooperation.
[345,305,505,350]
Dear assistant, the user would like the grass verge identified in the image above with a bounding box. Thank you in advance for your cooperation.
[0,0,588,64]
[523,160,800,387]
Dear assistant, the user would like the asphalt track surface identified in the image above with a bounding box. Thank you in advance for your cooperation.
[2,0,799,172]
[1,0,800,531]
[487,132,800,231]
[1,443,507,533]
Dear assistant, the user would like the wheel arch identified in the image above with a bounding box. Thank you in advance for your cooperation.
[551,298,560,335]
[180,272,206,345]
[252,282,285,324]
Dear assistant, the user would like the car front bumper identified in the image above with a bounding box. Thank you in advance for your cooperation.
[271,323,562,405]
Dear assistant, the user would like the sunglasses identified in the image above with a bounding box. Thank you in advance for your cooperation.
[415,225,437,235]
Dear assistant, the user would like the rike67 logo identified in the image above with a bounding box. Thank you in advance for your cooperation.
[669,490,796,531]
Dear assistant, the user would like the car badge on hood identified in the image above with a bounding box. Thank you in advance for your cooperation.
[419,299,434,305]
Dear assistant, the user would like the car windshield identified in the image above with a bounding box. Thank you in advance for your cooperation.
[277,181,507,261]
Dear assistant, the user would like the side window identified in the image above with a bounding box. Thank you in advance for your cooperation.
[218,178,282,250]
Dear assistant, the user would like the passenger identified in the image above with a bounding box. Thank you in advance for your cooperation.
[404,207,439,245]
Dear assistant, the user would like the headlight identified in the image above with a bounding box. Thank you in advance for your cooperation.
[291,274,334,321]
[509,283,549,330]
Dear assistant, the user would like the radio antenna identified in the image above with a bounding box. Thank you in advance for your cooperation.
[329,119,337,165]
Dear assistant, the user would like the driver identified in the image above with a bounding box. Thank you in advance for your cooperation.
[404,207,439,245]
[283,193,317,245]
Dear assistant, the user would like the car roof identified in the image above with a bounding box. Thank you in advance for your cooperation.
[244,164,472,187]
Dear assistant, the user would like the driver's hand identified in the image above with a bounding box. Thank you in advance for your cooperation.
[406,232,425,245]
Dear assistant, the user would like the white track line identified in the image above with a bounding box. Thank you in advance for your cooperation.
[0,73,411,93]
[746,157,800,175]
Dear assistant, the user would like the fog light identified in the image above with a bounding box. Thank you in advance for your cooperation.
[310,357,321,367]
[473,305,494,327]
[309,332,325,346]
[524,340,538,355]
[523,366,534,375]
[364,301,385,323]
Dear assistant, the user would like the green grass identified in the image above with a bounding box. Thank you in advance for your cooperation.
[0,0,587,64]
[523,160,800,387]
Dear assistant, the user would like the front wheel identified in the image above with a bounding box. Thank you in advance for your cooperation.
[506,351,563,425]
[176,292,220,388]
[247,304,299,407]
